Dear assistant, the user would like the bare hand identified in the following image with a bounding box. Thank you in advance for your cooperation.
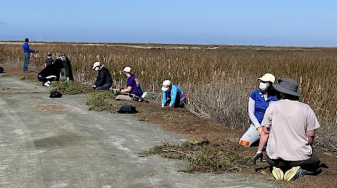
[257,127,263,136]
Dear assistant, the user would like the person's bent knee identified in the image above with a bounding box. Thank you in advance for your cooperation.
[116,95,133,101]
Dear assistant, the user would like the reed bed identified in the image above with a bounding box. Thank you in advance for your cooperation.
[1,43,336,153]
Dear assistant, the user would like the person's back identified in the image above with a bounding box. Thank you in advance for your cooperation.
[265,100,319,161]
[128,75,143,96]
[98,66,112,85]
[45,57,53,67]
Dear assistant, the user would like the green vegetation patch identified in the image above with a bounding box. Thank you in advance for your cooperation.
[1,74,11,77]
[140,141,252,173]
[158,110,174,121]
[86,92,115,105]
[52,81,83,95]
[86,92,116,111]
[138,116,149,122]
[20,76,30,80]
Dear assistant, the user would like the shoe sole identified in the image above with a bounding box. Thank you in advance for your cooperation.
[272,167,284,180]
[284,166,302,181]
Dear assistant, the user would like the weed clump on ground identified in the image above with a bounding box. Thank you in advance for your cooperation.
[20,76,29,80]
[86,92,116,111]
[138,116,149,122]
[140,141,252,173]
[52,81,83,95]
[158,111,174,121]
[1,74,11,77]
[86,92,115,105]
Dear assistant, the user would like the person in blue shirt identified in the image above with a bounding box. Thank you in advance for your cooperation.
[161,80,186,108]
[22,38,38,72]
[239,73,279,147]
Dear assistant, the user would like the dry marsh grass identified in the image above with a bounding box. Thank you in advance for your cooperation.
[1,43,336,154]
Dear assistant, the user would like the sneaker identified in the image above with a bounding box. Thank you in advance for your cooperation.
[284,166,302,181]
[272,167,284,180]
[43,82,50,87]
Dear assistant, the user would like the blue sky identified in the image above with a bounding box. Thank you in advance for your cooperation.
[0,0,336,46]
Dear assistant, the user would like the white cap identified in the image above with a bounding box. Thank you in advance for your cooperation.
[258,73,275,83]
[161,80,172,91]
[92,62,100,69]
[123,66,131,73]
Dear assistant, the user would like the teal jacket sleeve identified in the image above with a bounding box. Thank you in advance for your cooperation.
[169,86,178,106]
[162,91,167,105]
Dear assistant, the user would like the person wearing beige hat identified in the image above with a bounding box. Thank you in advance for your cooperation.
[115,66,144,101]
[239,73,279,147]
[161,80,186,108]
[92,62,112,91]
[253,77,321,181]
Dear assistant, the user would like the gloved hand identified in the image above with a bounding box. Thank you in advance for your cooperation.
[253,150,263,165]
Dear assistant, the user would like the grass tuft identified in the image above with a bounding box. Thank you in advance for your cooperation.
[138,116,149,122]
[52,81,83,95]
[86,92,116,111]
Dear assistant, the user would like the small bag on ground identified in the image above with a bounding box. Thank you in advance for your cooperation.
[49,91,62,98]
[117,105,137,113]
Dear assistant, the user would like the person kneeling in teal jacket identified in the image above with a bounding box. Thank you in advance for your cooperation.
[161,80,186,108]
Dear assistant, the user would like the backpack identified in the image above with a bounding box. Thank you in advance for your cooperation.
[49,91,63,98]
[117,105,137,114]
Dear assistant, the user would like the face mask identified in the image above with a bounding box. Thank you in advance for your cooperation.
[94,67,99,71]
[259,82,267,92]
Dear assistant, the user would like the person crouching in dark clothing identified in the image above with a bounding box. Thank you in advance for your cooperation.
[54,55,74,81]
[38,60,63,87]
[92,62,112,91]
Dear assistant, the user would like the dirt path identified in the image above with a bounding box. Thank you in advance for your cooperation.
[0,75,275,187]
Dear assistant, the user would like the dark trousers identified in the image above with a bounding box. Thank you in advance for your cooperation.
[38,75,57,84]
[165,92,186,108]
[267,152,321,175]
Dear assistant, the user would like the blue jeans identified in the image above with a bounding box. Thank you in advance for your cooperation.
[95,83,112,91]
[23,53,30,72]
